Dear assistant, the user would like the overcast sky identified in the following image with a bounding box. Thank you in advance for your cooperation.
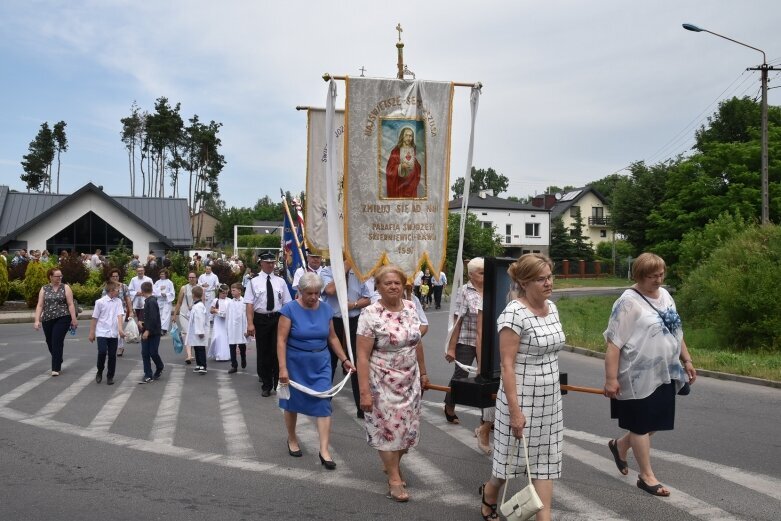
[1,1,779,208]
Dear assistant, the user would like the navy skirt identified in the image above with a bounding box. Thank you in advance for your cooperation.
[611,382,676,435]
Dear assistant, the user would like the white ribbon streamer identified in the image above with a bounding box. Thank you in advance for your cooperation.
[444,85,481,354]
[282,371,353,399]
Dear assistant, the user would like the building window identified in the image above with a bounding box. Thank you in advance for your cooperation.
[570,205,580,217]
[505,224,512,244]
[206,236,213,244]
[525,223,540,237]
[592,207,604,218]
[482,221,493,230]
[600,230,607,238]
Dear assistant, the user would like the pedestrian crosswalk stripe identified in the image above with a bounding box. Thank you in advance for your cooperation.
[35,366,96,418]
[0,359,75,407]
[216,371,256,460]
[87,367,144,432]
[150,366,185,444]
[0,356,47,384]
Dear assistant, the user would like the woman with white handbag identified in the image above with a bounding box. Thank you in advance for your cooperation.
[479,254,564,521]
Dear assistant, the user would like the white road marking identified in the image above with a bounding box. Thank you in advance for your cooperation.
[0,356,47,383]
[87,367,144,432]
[0,359,76,407]
[566,443,743,521]
[150,366,185,444]
[216,371,256,459]
[565,429,781,502]
[35,366,96,418]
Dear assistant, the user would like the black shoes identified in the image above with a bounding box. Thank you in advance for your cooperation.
[153,367,164,380]
[106,377,114,385]
[96,371,102,384]
[139,377,153,384]
[356,410,365,419]
[319,453,336,470]
[261,389,271,397]
[241,358,246,369]
[287,441,302,457]
[228,367,238,374]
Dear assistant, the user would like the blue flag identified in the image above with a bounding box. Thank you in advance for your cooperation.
[282,211,305,297]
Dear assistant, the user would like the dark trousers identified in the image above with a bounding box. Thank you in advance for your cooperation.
[141,335,164,379]
[42,315,69,372]
[332,315,361,412]
[444,343,477,407]
[433,285,444,308]
[229,343,247,368]
[134,308,144,322]
[193,345,207,368]
[254,312,279,391]
[96,337,118,378]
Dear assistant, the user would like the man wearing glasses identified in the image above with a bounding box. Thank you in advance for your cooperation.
[173,271,200,364]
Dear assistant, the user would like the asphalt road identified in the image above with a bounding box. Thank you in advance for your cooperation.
[0,311,779,521]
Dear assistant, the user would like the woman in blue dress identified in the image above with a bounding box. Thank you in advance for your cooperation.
[277,272,355,469]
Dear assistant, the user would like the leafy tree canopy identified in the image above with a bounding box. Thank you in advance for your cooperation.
[451,167,509,198]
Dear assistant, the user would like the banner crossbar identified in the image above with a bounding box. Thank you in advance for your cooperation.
[322,73,481,89]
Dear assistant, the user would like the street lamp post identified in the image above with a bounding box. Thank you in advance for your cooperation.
[683,23,774,225]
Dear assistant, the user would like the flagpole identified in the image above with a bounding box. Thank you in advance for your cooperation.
[280,190,307,264]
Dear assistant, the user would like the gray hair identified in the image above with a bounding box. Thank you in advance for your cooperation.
[298,272,324,293]
[467,257,484,274]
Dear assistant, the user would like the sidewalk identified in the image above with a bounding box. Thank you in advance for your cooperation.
[0,303,93,324]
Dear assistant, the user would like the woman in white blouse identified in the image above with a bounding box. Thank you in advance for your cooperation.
[603,253,697,497]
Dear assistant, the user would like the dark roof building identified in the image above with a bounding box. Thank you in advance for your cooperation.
[0,183,193,255]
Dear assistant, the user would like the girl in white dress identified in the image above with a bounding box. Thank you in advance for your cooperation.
[153,269,176,333]
[225,283,249,373]
[208,285,231,361]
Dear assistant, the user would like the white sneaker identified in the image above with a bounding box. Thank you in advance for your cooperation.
[51,371,59,377]
[193,366,202,373]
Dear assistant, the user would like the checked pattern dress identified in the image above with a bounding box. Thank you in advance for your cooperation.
[492,299,564,480]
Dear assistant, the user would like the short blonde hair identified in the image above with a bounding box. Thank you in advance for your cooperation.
[632,253,666,282]
[508,254,553,297]
[467,257,484,274]
[374,265,407,287]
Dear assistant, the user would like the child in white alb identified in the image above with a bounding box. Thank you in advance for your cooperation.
[187,285,209,374]
[226,283,249,373]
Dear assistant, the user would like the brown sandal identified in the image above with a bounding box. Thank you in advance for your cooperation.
[387,481,409,502]
[479,483,499,520]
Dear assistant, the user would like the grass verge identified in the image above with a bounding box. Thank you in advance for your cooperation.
[556,295,781,382]
[554,277,631,289]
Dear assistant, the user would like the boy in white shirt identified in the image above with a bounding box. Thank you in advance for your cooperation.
[88,282,126,385]
[226,283,248,373]
[186,285,209,374]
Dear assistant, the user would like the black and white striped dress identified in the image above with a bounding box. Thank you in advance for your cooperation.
[492,299,564,480]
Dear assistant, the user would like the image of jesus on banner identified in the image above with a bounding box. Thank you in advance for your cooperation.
[381,119,426,199]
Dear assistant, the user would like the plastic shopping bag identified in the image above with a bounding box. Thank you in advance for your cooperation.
[124,317,141,343]
[170,323,184,354]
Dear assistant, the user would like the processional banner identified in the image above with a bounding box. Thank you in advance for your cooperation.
[305,108,344,256]
[344,77,454,281]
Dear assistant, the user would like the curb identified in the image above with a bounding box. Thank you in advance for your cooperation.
[0,310,93,325]
[562,344,781,390]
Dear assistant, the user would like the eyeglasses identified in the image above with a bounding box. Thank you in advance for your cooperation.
[51,275,62,278]
[188,276,197,279]
[533,275,554,284]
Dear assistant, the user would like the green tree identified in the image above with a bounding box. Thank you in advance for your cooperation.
[569,208,594,260]
[676,210,753,281]
[549,217,576,262]
[451,167,510,198]
[52,121,68,194]
[610,160,671,254]
[446,212,504,274]
[21,122,55,192]
[695,96,781,151]
[121,102,144,196]
[587,174,624,205]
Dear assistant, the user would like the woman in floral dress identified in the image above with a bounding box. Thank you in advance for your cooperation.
[356,265,429,503]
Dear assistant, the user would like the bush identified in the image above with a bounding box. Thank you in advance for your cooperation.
[69,283,102,307]
[107,239,132,270]
[87,268,105,288]
[677,224,781,350]
[0,261,8,305]
[209,260,241,286]
[170,273,187,296]
[677,211,753,281]
[24,261,48,308]
[59,251,89,285]
[168,251,190,278]
[8,279,24,301]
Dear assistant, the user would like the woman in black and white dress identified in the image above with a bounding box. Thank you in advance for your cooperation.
[479,254,564,521]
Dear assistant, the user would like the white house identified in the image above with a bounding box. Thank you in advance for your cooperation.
[449,190,551,257]
[0,183,193,256]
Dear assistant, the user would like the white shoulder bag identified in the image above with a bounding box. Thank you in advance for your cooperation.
[499,434,544,521]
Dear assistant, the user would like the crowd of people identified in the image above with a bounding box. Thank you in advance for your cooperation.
[26,247,698,517]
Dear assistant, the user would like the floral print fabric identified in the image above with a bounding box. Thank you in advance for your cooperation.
[356,300,422,450]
